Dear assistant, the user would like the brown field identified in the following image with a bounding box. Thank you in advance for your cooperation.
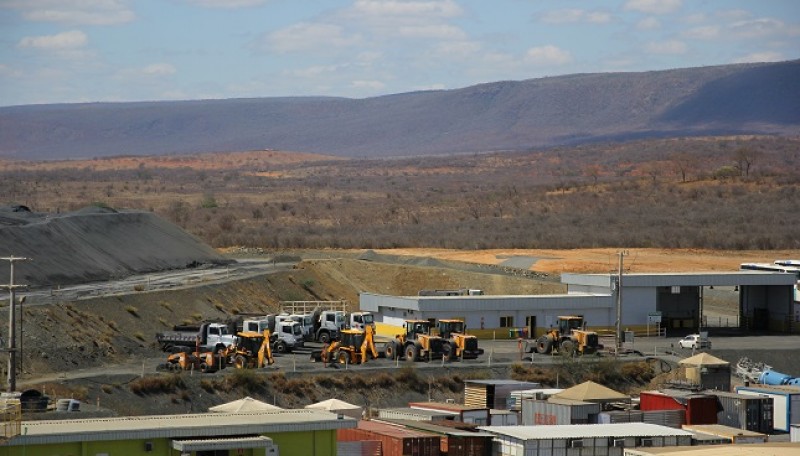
[372,248,800,274]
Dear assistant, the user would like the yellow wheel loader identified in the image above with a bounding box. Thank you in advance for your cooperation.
[526,315,600,356]
[437,319,484,360]
[384,320,445,362]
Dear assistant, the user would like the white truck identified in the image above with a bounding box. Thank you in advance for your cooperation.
[156,322,236,353]
[239,316,304,354]
[278,301,375,343]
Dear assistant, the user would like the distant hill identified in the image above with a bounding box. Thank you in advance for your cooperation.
[1,60,798,160]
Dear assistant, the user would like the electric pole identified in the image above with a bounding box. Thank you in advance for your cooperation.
[615,251,627,355]
[1,256,31,393]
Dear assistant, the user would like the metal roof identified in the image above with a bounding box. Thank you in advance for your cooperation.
[7,409,355,446]
[465,380,542,387]
[624,442,800,455]
[172,436,274,451]
[381,419,495,438]
[361,292,612,312]
[562,271,797,288]
[478,423,693,440]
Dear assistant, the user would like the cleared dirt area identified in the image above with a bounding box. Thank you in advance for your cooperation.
[374,248,800,274]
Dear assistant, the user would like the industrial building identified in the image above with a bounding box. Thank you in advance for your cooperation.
[361,270,798,337]
[0,409,354,456]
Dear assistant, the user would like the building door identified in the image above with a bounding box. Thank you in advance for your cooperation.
[526,316,536,339]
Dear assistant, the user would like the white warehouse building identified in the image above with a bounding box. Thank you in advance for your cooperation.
[360,270,798,338]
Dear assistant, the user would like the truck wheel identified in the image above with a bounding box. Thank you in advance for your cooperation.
[234,355,247,369]
[405,345,419,362]
[318,332,330,344]
[384,343,397,360]
[536,337,553,354]
[275,341,287,353]
[560,340,575,355]
[200,362,210,373]
[337,351,349,364]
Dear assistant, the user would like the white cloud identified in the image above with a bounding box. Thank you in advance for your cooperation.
[351,79,385,90]
[636,17,660,30]
[351,0,462,18]
[18,30,88,50]
[524,45,572,65]
[717,9,751,21]
[684,13,706,24]
[683,25,720,39]
[624,0,682,15]
[729,18,785,38]
[184,0,266,8]
[5,0,135,25]
[397,24,466,40]
[264,23,361,53]
[732,51,784,64]
[412,83,446,91]
[540,9,612,24]
[645,39,687,54]
[431,40,482,58]
[290,65,344,78]
[142,63,177,76]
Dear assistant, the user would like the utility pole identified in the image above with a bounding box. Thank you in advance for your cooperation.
[615,251,627,355]
[1,256,31,393]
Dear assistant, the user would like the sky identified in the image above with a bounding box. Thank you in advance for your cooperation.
[1,0,799,107]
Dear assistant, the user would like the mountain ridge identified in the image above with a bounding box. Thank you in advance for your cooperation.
[1,60,798,160]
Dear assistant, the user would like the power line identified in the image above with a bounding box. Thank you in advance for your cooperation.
[1,256,31,393]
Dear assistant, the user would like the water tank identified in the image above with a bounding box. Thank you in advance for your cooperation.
[759,370,794,385]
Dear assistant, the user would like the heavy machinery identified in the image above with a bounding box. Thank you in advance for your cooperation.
[227,330,274,369]
[311,325,379,365]
[437,319,484,360]
[164,330,273,372]
[384,320,446,362]
[525,315,599,355]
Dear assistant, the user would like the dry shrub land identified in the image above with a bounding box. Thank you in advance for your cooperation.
[1,135,799,252]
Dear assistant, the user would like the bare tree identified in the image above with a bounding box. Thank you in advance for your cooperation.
[733,147,758,177]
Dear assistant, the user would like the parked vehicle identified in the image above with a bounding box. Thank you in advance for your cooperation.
[437,319,483,360]
[679,334,711,349]
[311,325,379,365]
[384,320,445,362]
[164,329,273,373]
[156,322,235,353]
[240,316,304,353]
[523,315,600,355]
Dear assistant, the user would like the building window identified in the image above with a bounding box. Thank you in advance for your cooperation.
[500,316,514,327]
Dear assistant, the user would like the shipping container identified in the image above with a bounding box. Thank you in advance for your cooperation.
[791,424,799,442]
[597,410,685,428]
[464,380,540,409]
[408,402,490,425]
[338,420,441,456]
[682,424,769,444]
[521,398,601,425]
[384,419,493,456]
[639,390,717,425]
[378,407,453,422]
[735,385,800,432]
[710,391,773,433]
[338,440,381,456]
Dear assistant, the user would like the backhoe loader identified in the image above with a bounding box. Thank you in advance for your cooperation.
[227,330,274,368]
[437,319,484,360]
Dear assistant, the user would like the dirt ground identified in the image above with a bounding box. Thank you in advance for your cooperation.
[373,248,800,274]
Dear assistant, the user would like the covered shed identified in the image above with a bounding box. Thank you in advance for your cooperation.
[551,381,630,409]
[679,353,731,391]
[209,396,283,413]
[305,398,363,420]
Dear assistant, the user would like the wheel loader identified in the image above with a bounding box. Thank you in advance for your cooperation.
[437,319,484,360]
[384,320,445,362]
[525,315,600,356]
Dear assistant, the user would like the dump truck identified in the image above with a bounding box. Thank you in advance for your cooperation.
[437,319,484,360]
[524,315,600,355]
[156,322,235,353]
[384,320,446,362]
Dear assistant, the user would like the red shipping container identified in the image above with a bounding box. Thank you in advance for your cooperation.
[338,420,441,456]
[639,391,717,425]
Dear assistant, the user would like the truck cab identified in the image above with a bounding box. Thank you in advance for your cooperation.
[315,310,346,343]
[348,311,375,331]
[242,317,303,353]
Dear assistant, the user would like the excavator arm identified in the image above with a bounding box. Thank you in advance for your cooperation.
[259,330,274,366]
[360,325,379,362]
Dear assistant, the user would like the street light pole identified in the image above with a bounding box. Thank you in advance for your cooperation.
[2,256,31,393]
[615,251,627,355]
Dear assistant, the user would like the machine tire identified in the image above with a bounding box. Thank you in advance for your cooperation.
[337,351,349,365]
[275,340,288,354]
[318,332,331,344]
[234,355,247,369]
[384,342,397,360]
[560,339,575,355]
[442,343,456,361]
[405,344,419,362]
[199,362,210,373]
[536,337,553,354]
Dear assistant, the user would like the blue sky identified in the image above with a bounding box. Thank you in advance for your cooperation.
[1,0,798,107]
